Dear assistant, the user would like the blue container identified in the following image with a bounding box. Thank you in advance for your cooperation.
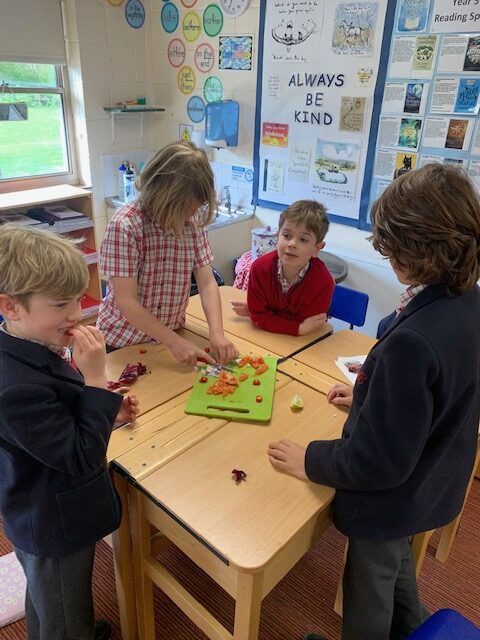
[407,609,480,639]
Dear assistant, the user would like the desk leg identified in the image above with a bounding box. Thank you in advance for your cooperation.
[233,572,263,640]
[130,488,155,640]
[111,471,138,640]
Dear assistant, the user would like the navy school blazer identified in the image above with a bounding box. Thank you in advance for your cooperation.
[0,331,123,557]
[305,284,480,539]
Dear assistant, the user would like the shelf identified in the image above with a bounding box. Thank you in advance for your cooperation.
[104,107,165,113]
[104,107,165,143]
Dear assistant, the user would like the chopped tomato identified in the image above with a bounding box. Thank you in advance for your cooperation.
[199,376,208,383]
[255,395,263,403]
[238,373,248,382]
[253,379,260,386]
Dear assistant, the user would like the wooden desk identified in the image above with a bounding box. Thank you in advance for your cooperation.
[278,330,376,389]
[121,375,345,640]
[186,285,333,359]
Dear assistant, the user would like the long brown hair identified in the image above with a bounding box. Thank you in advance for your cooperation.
[137,141,216,235]
[370,163,480,295]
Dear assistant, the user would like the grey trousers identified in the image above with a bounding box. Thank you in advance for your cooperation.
[14,544,96,640]
[342,537,430,640]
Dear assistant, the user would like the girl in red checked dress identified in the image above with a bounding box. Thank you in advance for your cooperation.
[97,141,237,366]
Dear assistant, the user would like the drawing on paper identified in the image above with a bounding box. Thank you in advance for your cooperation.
[315,141,359,185]
[271,19,316,50]
[332,3,378,55]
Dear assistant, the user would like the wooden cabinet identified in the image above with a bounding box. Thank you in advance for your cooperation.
[0,185,101,322]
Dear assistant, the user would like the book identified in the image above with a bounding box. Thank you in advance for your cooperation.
[0,211,45,227]
[43,204,85,220]
[80,294,100,318]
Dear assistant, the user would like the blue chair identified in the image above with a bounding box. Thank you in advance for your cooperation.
[328,284,369,330]
[407,609,480,639]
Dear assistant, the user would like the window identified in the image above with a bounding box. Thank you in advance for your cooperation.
[0,61,75,186]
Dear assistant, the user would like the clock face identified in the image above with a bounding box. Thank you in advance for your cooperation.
[219,0,250,18]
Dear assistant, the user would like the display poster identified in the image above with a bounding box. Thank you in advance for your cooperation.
[369,0,480,206]
[254,1,390,221]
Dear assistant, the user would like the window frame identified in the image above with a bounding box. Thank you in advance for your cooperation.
[0,63,79,194]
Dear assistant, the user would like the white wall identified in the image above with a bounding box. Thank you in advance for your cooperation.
[63,0,401,338]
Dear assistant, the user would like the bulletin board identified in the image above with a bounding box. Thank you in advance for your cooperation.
[368,0,480,218]
[253,0,396,228]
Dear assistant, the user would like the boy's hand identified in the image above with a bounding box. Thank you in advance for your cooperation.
[70,325,107,388]
[209,334,239,365]
[267,439,308,480]
[326,383,353,407]
[230,300,250,317]
[298,313,327,336]
[114,389,140,427]
[169,335,216,367]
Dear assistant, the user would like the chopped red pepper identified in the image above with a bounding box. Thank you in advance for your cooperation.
[139,348,147,354]
[204,346,210,353]
[255,395,263,403]
[253,379,260,386]
[199,376,208,383]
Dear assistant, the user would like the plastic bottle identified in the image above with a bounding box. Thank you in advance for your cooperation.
[123,163,137,203]
[118,161,127,199]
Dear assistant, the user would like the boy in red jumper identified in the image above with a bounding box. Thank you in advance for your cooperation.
[232,200,334,335]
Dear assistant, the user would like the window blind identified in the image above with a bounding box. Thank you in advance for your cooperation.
[0,0,66,65]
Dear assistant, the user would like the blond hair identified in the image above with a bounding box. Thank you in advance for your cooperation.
[279,200,329,243]
[370,163,480,295]
[137,141,216,235]
[0,224,89,307]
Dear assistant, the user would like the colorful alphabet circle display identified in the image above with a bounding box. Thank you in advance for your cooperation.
[107,0,124,6]
[125,0,145,28]
[203,4,223,37]
[195,43,215,73]
[181,0,197,6]
[187,95,206,123]
[178,66,196,95]
[203,76,223,102]
[168,38,186,67]
[182,12,202,42]
[161,2,179,33]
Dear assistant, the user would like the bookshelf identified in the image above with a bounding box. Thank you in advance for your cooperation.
[0,185,101,322]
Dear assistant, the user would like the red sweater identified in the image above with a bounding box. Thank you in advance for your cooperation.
[247,251,335,335]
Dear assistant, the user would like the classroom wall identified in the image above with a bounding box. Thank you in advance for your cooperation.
[61,0,399,337]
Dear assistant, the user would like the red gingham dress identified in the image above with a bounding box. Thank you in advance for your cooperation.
[97,200,214,348]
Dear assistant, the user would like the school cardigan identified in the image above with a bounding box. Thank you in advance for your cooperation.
[247,251,335,335]
[0,332,122,557]
[305,284,480,539]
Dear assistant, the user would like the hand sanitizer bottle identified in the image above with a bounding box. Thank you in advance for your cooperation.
[123,164,137,203]
[118,161,127,200]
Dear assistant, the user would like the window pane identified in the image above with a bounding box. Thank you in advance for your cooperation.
[0,62,57,88]
[0,93,69,180]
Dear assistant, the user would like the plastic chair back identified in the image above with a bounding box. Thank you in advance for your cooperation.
[328,284,369,329]
[407,609,480,639]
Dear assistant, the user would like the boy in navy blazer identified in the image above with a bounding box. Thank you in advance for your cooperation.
[267,164,480,640]
[0,224,139,640]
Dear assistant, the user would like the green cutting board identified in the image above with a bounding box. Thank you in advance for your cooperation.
[184,356,278,423]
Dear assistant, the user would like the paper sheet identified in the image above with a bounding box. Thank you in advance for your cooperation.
[335,354,367,384]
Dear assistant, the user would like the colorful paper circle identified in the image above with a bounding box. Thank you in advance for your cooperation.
[161,2,179,33]
[194,43,215,73]
[177,66,196,94]
[125,0,145,28]
[187,95,206,123]
[181,0,197,7]
[203,4,223,37]
[182,12,202,42]
[203,76,223,102]
[168,39,186,67]
[107,0,124,6]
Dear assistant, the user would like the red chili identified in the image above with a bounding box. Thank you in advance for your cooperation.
[199,376,208,383]
[253,379,260,386]
[139,348,147,354]
[255,395,263,403]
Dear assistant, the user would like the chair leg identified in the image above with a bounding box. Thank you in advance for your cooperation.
[411,529,435,578]
[435,438,480,562]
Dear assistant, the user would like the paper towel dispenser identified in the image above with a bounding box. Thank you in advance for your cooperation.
[205,100,239,149]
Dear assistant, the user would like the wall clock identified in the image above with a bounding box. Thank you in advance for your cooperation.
[219,0,250,18]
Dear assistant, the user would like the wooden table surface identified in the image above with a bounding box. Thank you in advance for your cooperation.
[278,329,376,387]
[185,285,333,359]
[138,375,344,571]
